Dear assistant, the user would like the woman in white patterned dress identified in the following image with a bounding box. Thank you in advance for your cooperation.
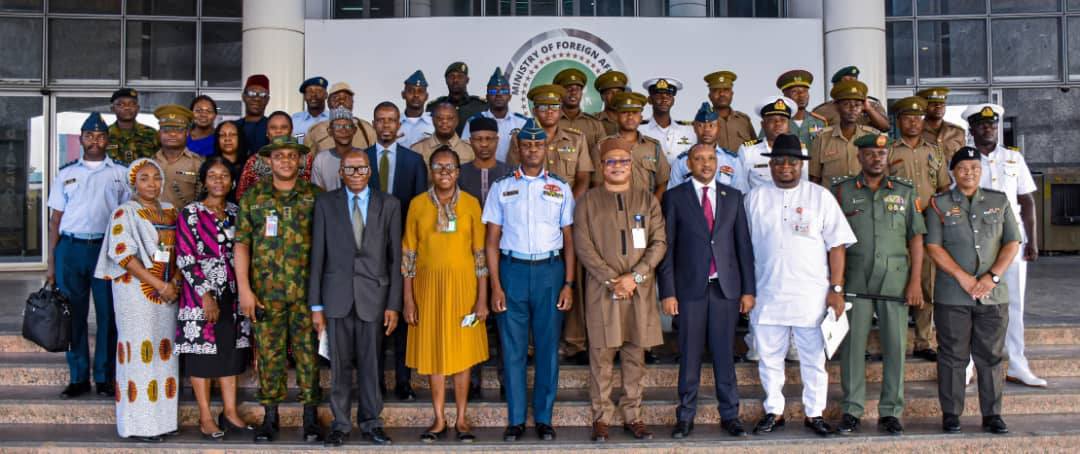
[95,158,181,441]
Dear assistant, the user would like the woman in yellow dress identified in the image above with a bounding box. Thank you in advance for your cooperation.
[403,146,489,443]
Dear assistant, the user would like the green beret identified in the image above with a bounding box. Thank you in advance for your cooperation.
[831,66,860,83]
[445,61,468,76]
[853,133,891,149]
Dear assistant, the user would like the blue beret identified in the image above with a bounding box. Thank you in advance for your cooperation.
[517,118,546,141]
[299,76,328,94]
[404,70,428,88]
[694,102,718,123]
[488,67,509,87]
[81,112,108,132]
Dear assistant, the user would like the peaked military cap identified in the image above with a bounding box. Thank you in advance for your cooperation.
[704,70,737,89]
[950,146,981,170]
[594,70,629,91]
[611,91,648,112]
[404,70,428,88]
[527,84,566,105]
[830,80,868,101]
[759,96,796,118]
[853,133,892,149]
[488,67,509,87]
[445,61,468,76]
[694,102,718,123]
[962,103,1003,126]
[915,87,950,103]
[153,104,193,128]
[643,77,683,95]
[299,76,328,94]
[830,66,860,83]
[81,112,108,132]
[516,118,546,141]
[110,87,138,103]
[776,69,814,90]
[892,96,928,116]
[553,68,588,87]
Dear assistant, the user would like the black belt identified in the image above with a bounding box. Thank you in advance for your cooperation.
[501,251,563,265]
[60,233,104,244]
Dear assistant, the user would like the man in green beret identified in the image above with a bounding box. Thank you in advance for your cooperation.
[428,61,488,134]
[925,147,1020,436]
[703,70,756,153]
[151,104,203,209]
[889,96,951,361]
[594,70,629,136]
[554,68,608,188]
[776,69,828,145]
[916,87,966,161]
[808,80,880,184]
[507,84,593,198]
[831,133,926,436]
[236,135,324,443]
[106,88,160,165]
[812,66,890,132]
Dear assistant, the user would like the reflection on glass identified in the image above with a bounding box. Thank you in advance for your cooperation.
[49,0,120,13]
[201,22,242,88]
[0,0,41,12]
[990,0,1059,14]
[916,0,984,15]
[0,18,43,82]
[887,21,914,85]
[991,18,1060,82]
[127,0,195,16]
[887,0,912,16]
[126,21,196,85]
[48,19,121,84]
[202,0,242,17]
[1069,17,1080,80]
[0,96,44,263]
[917,19,986,83]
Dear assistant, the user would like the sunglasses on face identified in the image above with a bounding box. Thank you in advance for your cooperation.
[536,104,561,113]
[342,165,370,176]
[487,88,511,96]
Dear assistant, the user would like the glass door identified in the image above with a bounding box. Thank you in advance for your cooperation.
[0,93,46,268]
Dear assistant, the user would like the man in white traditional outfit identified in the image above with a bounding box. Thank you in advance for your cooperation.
[744,133,857,437]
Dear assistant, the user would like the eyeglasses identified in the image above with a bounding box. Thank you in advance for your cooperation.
[769,157,803,166]
[342,165,370,176]
[603,158,632,168]
[431,163,459,173]
[487,88,511,96]
[244,90,269,99]
[536,104,561,113]
[331,123,356,130]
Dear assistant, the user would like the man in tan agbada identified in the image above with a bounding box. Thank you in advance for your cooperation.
[574,138,667,443]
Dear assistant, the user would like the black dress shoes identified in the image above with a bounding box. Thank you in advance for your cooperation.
[503,424,526,442]
[836,413,860,435]
[302,405,324,442]
[722,418,748,437]
[671,420,694,439]
[565,351,589,365]
[804,417,833,437]
[96,381,115,398]
[643,350,660,364]
[753,413,785,434]
[362,427,392,445]
[878,416,904,435]
[60,381,91,399]
[942,413,962,433]
[982,415,1009,434]
[254,405,280,443]
[394,383,416,401]
[324,430,347,447]
[536,423,557,441]
[913,348,938,362]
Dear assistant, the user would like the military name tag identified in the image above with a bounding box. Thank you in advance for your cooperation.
[153,249,170,263]
[265,214,278,237]
[64,178,77,186]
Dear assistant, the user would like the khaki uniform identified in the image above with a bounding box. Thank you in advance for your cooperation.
[411,134,475,165]
[597,111,620,137]
[602,133,671,194]
[153,148,203,210]
[808,124,880,182]
[507,127,594,189]
[572,186,666,425]
[922,121,967,161]
[831,174,926,419]
[888,137,950,350]
[812,98,888,130]
[559,111,607,184]
[715,109,757,153]
[303,117,376,153]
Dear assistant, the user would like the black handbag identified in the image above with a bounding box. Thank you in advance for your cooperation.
[22,284,73,353]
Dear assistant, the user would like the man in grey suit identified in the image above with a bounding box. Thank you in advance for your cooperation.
[309,148,402,447]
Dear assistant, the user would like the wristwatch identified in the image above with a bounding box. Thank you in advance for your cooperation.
[988,272,1001,284]
[632,272,646,284]
[831,284,844,294]
[564,280,576,290]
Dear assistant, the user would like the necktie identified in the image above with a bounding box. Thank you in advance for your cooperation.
[352,196,365,250]
[379,149,390,193]
[702,186,716,275]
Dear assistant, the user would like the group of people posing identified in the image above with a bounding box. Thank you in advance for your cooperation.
[45,61,1042,446]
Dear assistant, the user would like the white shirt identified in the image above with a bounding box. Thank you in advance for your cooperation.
[736,140,809,191]
[690,177,719,279]
[461,110,528,163]
[979,145,1036,235]
[291,109,329,141]
[744,181,857,328]
[639,118,696,164]
[399,112,434,148]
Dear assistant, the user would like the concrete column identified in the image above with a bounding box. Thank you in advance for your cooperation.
[243,0,306,114]
[822,0,886,101]
[668,0,706,17]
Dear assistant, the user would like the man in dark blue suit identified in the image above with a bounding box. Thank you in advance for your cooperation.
[367,101,428,401]
[658,143,756,439]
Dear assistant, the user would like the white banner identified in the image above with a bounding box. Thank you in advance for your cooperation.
[305,17,824,124]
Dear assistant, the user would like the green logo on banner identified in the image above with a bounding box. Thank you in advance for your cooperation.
[504,28,626,115]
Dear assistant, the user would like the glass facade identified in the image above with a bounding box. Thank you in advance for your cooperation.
[0,0,242,267]
[334,0,784,17]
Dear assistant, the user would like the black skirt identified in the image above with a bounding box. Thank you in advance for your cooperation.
[181,294,250,378]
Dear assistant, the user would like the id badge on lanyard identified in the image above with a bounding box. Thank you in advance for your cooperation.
[265,213,279,237]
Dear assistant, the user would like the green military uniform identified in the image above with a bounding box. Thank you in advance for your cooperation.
[429,62,488,135]
[236,154,322,406]
[926,179,1020,418]
[106,122,159,166]
[832,170,926,419]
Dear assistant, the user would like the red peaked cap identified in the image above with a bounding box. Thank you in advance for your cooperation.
[245,74,270,91]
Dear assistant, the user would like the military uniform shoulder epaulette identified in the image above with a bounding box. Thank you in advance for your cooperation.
[493,172,516,184]
[720,147,738,158]
[887,175,914,188]
[466,112,484,121]
[563,127,583,135]
[830,175,856,187]
[641,134,661,145]
[811,102,831,111]
[859,124,882,134]
[809,111,828,124]
[1007,145,1021,152]
[982,187,1007,196]
[743,138,762,147]
[546,172,568,184]
[818,125,836,134]
[640,119,650,125]
[676,151,689,160]
[676,120,693,126]
[512,112,527,119]
[59,159,79,170]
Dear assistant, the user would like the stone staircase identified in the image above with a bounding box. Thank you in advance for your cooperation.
[0,325,1079,452]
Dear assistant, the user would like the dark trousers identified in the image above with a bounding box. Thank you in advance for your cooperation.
[380,319,410,389]
[328,310,385,433]
[935,303,1009,417]
[56,236,116,385]
[497,256,564,426]
[675,282,740,422]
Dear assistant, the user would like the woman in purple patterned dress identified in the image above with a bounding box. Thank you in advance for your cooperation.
[175,156,252,440]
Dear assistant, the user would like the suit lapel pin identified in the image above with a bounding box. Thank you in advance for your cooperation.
[720,190,727,197]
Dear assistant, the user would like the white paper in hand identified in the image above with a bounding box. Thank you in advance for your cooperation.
[820,302,853,360]
[318,329,330,360]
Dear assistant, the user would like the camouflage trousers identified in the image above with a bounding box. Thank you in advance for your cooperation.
[253,299,320,406]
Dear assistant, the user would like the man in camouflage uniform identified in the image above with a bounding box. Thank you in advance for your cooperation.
[831,133,927,436]
[235,136,323,444]
[554,68,607,186]
[808,80,880,184]
[507,84,594,198]
[917,87,967,161]
[812,66,890,132]
[889,96,951,362]
[106,88,159,165]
